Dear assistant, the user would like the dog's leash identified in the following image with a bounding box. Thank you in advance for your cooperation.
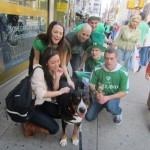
[79,123,83,150]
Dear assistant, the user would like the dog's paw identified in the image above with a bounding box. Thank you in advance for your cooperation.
[60,138,67,147]
[72,138,79,146]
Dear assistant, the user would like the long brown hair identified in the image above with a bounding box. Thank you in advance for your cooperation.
[37,21,71,64]
[59,38,72,64]
[41,48,59,90]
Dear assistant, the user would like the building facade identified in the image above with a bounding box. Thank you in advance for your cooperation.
[0,0,71,85]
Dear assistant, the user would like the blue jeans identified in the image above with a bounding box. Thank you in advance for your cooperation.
[70,54,81,71]
[117,48,133,71]
[70,54,82,77]
[30,102,60,134]
[139,47,150,66]
[85,98,122,121]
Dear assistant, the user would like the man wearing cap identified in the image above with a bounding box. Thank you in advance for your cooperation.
[75,33,106,88]
[74,16,110,46]
[85,35,106,72]
[86,48,129,125]
[65,23,92,74]
[74,16,105,34]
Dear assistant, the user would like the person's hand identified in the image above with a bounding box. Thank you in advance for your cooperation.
[67,78,75,89]
[109,41,117,49]
[145,73,150,80]
[55,67,63,79]
[77,66,83,71]
[59,87,70,95]
[97,93,109,104]
[136,43,140,49]
[106,41,111,45]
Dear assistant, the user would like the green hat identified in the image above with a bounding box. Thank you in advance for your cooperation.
[87,32,106,52]
[88,16,100,21]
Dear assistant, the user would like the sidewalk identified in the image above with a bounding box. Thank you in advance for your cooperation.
[0,67,150,150]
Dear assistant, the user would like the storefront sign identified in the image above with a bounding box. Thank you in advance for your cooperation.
[56,2,67,12]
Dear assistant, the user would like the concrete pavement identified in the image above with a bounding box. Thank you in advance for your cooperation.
[0,67,150,150]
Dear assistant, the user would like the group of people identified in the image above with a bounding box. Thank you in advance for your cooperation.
[21,12,149,142]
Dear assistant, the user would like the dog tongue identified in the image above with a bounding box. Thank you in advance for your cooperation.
[79,114,85,118]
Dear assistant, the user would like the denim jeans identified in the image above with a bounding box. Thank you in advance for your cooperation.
[139,47,150,66]
[117,48,133,71]
[30,102,60,134]
[70,54,82,77]
[85,98,122,121]
[70,54,81,72]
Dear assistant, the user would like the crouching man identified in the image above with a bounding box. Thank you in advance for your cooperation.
[86,48,129,125]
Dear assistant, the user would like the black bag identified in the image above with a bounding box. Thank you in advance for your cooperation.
[5,66,41,122]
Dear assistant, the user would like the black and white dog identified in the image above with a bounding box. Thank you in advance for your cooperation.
[57,77,92,147]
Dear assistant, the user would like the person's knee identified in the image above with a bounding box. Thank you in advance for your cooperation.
[85,113,95,122]
[49,124,59,134]
[106,103,117,114]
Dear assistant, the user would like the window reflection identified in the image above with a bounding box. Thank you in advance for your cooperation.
[3,0,47,10]
[0,13,46,73]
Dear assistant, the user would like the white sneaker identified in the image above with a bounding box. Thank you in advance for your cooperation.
[114,113,122,125]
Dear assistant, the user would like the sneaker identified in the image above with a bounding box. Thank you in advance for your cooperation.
[114,113,122,125]
[136,65,142,72]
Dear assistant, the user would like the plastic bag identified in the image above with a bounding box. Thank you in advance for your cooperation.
[132,46,140,73]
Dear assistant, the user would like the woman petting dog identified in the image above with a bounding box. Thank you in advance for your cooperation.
[22,49,70,137]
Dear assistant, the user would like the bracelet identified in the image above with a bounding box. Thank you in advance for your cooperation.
[66,74,70,79]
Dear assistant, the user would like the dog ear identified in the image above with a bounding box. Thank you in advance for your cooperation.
[75,79,85,90]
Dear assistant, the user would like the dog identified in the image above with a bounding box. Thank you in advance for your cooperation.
[57,77,92,147]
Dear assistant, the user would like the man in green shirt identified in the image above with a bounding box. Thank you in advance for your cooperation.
[85,36,106,72]
[86,48,129,125]
[75,32,106,87]
[74,16,110,45]
[74,16,105,34]
[137,12,149,71]
[75,32,106,89]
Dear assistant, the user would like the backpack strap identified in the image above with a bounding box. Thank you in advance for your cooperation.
[29,66,42,79]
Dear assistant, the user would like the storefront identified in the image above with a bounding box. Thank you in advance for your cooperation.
[0,0,48,84]
[0,0,75,85]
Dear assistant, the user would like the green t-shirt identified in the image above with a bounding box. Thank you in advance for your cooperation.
[90,63,129,95]
[33,38,62,53]
[104,24,111,33]
[138,21,149,46]
[33,39,48,53]
[85,56,104,72]
[74,23,105,34]
[65,32,92,54]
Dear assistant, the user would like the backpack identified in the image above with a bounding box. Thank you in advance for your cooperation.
[5,66,41,122]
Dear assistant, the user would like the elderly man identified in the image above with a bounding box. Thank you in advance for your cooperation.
[86,48,129,125]
[65,23,92,73]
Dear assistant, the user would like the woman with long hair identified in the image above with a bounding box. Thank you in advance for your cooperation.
[32,21,74,88]
[22,48,70,138]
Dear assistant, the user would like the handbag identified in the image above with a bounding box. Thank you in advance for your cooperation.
[132,46,140,73]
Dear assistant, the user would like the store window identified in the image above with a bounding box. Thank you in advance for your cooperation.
[3,0,47,10]
[0,0,48,84]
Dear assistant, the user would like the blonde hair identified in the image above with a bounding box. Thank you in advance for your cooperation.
[128,15,141,26]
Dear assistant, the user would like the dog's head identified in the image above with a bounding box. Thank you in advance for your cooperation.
[70,89,91,119]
